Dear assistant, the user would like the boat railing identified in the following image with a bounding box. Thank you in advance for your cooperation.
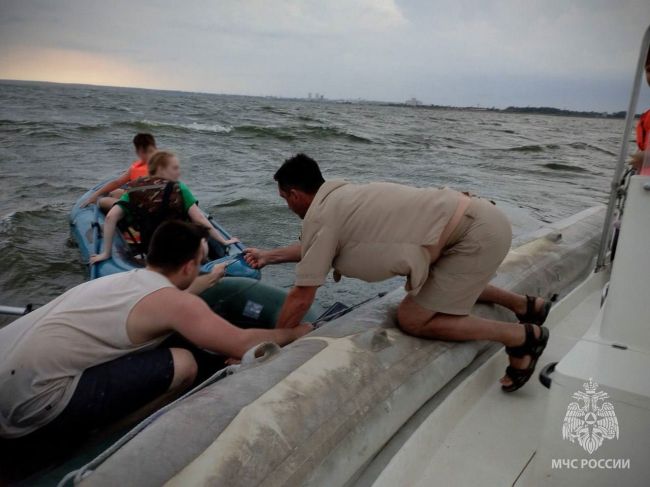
[596,24,650,271]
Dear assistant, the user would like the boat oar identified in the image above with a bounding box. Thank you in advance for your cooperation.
[0,304,33,316]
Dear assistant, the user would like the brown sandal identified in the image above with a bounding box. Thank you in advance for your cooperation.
[502,323,550,393]
[515,294,556,325]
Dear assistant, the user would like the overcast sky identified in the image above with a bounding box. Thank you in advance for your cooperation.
[1,0,649,111]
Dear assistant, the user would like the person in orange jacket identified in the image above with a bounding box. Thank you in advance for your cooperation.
[630,49,650,175]
[82,133,157,211]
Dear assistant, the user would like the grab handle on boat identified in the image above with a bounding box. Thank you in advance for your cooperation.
[241,342,281,366]
[539,361,558,389]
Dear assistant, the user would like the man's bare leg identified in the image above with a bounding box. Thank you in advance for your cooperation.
[477,284,545,317]
[397,296,541,388]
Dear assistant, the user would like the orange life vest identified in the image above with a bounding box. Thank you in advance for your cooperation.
[636,110,650,176]
[637,110,650,151]
[128,160,149,180]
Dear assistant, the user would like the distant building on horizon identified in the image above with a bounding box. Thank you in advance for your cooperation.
[405,97,422,106]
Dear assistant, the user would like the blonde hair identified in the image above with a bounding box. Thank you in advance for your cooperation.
[148,150,176,176]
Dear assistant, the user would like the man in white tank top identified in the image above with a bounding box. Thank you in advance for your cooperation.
[0,221,311,455]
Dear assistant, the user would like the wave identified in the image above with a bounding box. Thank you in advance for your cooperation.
[506,144,553,153]
[116,119,232,134]
[0,203,68,228]
[232,124,296,141]
[506,141,616,156]
[16,181,89,195]
[260,106,290,116]
[540,162,589,173]
[212,198,253,208]
[231,124,372,143]
[567,142,617,156]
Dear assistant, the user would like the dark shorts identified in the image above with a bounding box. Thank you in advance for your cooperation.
[0,348,174,481]
[4,348,172,451]
[52,347,175,433]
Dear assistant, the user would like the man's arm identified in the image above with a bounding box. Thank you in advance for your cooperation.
[129,288,312,358]
[170,293,311,357]
[243,243,301,269]
[276,285,318,329]
[81,172,130,207]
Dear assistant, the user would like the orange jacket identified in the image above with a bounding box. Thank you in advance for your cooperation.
[637,110,650,151]
[636,110,650,175]
[128,160,149,180]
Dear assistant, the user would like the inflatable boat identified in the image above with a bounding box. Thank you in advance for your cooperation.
[69,180,260,280]
[44,204,604,487]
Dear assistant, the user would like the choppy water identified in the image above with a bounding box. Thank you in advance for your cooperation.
[0,80,624,324]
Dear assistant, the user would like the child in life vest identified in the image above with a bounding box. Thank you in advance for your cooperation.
[90,151,238,264]
[630,50,650,176]
[82,133,157,211]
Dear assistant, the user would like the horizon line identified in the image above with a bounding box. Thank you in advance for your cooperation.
[0,77,626,115]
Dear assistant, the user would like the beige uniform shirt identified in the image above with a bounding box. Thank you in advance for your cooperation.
[295,180,461,292]
[0,269,174,438]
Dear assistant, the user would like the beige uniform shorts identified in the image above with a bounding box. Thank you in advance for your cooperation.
[411,197,512,315]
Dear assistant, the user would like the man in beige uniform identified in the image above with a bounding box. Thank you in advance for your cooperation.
[1,221,310,479]
[245,154,553,393]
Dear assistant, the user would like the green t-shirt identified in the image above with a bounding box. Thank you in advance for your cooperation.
[119,180,198,212]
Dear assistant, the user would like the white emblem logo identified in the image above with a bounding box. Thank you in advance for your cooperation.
[562,378,619,454]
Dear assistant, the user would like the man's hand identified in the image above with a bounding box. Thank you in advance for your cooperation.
[630,151,646,171]
[225,237,240,246]
[243,248,269,269]
[187,262,227,295]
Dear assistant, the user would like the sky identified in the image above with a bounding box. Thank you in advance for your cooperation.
[1,0,649,111]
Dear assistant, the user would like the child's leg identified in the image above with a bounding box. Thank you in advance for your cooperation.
[98,196,119,212]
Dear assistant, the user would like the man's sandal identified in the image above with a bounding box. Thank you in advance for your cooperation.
[501,323,550,393]
[515,294,557,325]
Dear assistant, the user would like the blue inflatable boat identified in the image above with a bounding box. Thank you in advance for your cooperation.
[69,181,260,281]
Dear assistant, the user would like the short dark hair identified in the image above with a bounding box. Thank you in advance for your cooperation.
[133,133,156,151]
[274,153,325,194]
[147,221,209,272]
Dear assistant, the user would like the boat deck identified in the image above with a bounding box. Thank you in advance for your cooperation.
[365,270,609,487]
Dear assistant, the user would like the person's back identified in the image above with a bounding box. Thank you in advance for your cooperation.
[299,180,461,289]
[117,176,189,253]
[0,269,174,438]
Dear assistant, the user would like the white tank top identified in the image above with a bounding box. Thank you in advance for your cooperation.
[0,269,174,438]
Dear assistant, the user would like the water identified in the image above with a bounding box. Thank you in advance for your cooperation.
[0,80,624,324]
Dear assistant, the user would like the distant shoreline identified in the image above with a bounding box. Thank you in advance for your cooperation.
[0,78,630,120]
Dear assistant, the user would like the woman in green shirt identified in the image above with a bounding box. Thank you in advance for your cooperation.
[90,151,238,264]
